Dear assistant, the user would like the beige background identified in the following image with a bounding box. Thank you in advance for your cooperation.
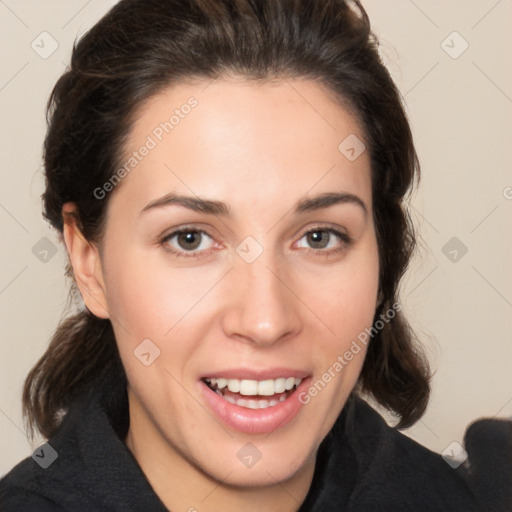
[1,0,511,476]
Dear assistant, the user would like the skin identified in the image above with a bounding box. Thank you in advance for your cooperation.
[62,76,380,512]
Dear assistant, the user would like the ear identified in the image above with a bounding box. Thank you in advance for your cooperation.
[61,203,110,319]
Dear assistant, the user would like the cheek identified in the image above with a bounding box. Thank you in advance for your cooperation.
[330,271,379,340]
[299,242,379,346]
[102,249,212,340]
[295,236,379,414]
[102,257,202,395]
[102,262,168,339]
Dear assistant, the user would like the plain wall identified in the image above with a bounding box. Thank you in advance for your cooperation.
[1,0,511,476]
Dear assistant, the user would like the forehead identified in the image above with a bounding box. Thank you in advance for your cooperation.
[110,76,372,217]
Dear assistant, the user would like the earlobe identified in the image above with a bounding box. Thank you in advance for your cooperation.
[62,203,110,320]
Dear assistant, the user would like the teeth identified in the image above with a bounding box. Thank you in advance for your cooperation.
[274,378,286,393]
[240,380,258,395]
[206,377,303,396]
[257,379,275,396]
[213,391,292,410]
[247,400,259,410]
[227,380,241,393]
[232,397,283,409]
[216,378,228,390]
[285,377,296,390]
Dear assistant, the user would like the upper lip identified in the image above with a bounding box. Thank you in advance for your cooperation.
[200,368,310,381]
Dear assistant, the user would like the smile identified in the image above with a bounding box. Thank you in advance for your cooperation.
[200,372,310,434]
[204,377,303,409]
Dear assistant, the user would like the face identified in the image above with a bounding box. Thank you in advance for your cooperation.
[80,77,379,491]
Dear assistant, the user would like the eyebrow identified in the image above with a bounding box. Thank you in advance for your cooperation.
[295,192,367,217]
[139,191,367,218]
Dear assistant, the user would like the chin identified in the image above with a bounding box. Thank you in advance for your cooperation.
[188,431,318,489]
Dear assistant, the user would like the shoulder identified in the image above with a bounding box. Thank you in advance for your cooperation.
[338,396,512,511]
[0,385,102,511]
[1,447,70,511]
[0,405,90,511]
[0,374,168,512]
[1,479,66,512]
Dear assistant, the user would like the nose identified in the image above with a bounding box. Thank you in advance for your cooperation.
[221,253,302,347]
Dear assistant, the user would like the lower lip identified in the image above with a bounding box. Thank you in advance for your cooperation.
[199,378,311,434]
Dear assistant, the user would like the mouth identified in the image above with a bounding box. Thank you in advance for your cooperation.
[202,377,303,410]
[199,372,311,434]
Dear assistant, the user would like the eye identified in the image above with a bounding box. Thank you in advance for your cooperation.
[161,229,216,256]
[295,228,351,252]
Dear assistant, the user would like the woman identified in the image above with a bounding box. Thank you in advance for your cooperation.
[1,0,510,510]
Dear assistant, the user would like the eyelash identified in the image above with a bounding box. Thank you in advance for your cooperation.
[159,226,353,259]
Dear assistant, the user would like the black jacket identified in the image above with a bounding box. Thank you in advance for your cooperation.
[1,366,511,512]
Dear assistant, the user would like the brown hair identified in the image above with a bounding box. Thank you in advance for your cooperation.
[24,0,430,439]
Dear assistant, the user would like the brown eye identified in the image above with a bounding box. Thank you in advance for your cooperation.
[162,229,215,255]
[295,228,351,253]
[306,230,331,249]
[177,231,202,250]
